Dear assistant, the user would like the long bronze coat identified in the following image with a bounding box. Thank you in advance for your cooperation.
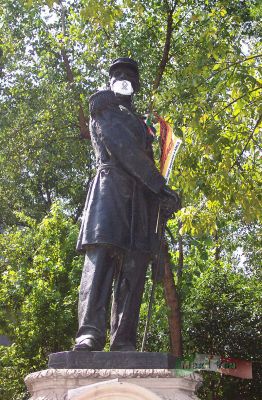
[76,90,165,255]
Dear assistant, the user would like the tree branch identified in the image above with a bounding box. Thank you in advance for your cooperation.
[173,54,262,96]
[152,9,174,92]
[214,87,261,117]
[230,114,262,172]
[208,53,262,81]
[59,1,90,139]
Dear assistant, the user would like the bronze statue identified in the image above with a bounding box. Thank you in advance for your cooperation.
[74,58,180,351]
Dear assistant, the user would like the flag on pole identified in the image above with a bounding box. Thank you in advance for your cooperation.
[218,357,253,379]
[156,115,182,182]
[174,354,253,379]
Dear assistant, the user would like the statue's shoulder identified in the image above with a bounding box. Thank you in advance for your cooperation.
[89,90,117,115]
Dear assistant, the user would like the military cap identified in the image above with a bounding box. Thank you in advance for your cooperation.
[109,57,139,77]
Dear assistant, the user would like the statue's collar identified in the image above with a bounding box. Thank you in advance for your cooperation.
[89,90,134,114]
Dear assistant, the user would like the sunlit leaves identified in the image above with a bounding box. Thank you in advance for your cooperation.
[80,0,123,29]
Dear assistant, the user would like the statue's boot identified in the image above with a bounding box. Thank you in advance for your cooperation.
[74,336,101,351]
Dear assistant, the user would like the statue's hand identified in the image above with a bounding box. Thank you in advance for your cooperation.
[159,186,181,219]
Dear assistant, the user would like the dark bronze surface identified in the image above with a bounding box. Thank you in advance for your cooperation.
[73,60,180,352]
[48,351,177,369]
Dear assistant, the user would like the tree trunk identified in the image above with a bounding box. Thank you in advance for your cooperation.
[163,243,183,357]
[177,221,183,282]
[214,229,221,262]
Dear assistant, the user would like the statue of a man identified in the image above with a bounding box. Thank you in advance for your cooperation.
[74,58,180,351]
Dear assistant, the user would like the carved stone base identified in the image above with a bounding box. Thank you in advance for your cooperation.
[25,369,201,400]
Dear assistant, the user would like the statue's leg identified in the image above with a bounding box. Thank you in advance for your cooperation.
[75,245,116,351]
[110,250,150,351]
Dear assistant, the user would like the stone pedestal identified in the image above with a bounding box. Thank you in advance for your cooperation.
[25,369,201,400]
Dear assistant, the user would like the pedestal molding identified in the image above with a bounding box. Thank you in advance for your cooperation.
[25,369,201,400]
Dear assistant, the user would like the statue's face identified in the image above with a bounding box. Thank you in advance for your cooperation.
[110,65,140,94]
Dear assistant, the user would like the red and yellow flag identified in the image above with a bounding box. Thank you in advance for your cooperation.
[156,115,182,182]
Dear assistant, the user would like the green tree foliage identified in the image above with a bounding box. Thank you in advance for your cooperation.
[0,0,261,228]
[177,215,262,399]
[0,0,261,399]
[183,262,261,399]
[0,203,83,399]
[184,264,260,359]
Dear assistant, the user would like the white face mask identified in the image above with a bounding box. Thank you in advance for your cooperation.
[110,78,134,95]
